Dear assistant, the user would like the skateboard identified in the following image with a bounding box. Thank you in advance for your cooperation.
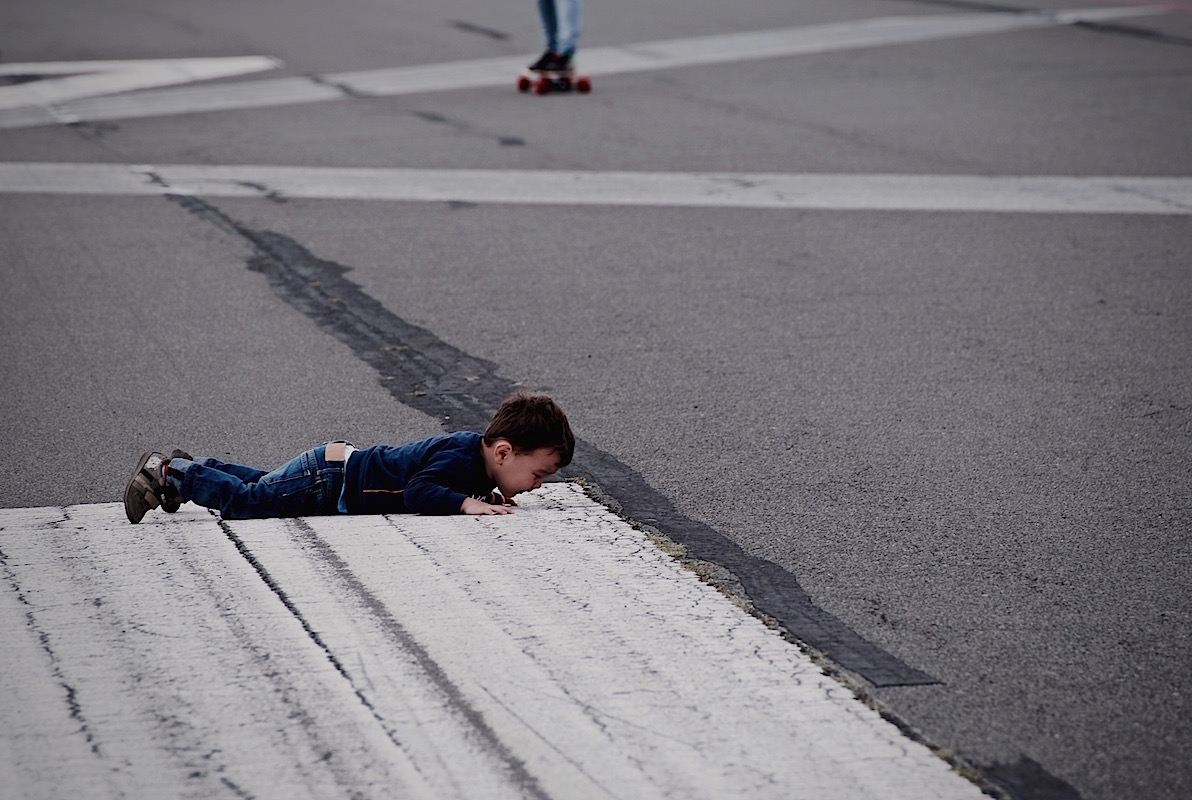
[517,68,592,96]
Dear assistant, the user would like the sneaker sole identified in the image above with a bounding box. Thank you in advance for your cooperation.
[124,451,163,524]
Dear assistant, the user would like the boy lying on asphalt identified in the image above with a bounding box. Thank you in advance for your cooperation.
[124,392,574,522]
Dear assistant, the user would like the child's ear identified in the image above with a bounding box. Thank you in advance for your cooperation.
[492,439,514,462]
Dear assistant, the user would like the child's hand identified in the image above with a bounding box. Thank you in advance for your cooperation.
[461,497,516,515]
[485,492,517,508]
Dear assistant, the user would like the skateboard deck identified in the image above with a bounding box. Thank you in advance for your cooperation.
[517,68,592,95]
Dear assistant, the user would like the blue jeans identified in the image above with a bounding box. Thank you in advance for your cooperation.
[538,0,582,54]
[168,445,345,520]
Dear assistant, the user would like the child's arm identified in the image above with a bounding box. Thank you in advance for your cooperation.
[405,461,517,515]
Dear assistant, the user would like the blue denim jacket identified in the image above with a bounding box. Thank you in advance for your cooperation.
[342,431,494,515]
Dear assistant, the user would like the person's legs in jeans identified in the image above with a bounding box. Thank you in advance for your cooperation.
[167,446,342,520]
[556,0,582,58]
[538,0,559,54]
[190,457,268,483]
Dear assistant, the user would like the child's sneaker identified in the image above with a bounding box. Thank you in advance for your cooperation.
[124,451,168,523]
[124,449,190,522]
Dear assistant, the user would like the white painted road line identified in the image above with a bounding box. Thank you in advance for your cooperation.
[0,57,281,113]
[0,484,984,799]
[1,161,1190,214]
[0,7,1167,129]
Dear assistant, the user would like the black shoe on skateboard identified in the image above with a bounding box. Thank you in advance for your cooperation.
[517,53,591,95]
[528,50,559,72]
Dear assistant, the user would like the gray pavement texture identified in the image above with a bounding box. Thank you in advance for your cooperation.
[1,0,1191,799]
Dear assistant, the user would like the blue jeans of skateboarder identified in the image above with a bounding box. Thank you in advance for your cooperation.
[530,0,582,71]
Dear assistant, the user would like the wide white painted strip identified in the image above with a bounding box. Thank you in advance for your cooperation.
[0,486,987,799]
[1,161,1190,214]
[573,5,1167,77]
[0,7,1166,128]
[0,56,280,111]
[46,76,344,125]
[0,504,437,800]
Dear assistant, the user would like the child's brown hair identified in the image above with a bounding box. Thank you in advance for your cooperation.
[483,392,575,467]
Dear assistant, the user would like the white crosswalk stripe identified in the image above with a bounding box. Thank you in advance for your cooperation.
[0,57,280,112]
[2,161,1190,214]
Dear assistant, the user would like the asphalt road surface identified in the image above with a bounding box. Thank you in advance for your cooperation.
[2,0,1190,798]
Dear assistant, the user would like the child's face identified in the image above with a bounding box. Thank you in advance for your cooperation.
[493,445,561,499]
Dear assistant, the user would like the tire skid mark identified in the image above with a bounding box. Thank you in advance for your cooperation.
[213,517,399,748]
[169,520,366,794]
[282,518,552,800]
